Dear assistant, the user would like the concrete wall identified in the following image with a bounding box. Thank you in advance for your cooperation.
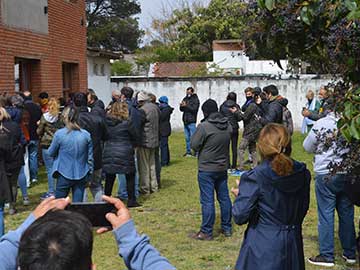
[87,55,111,104]
[110,76,332,131]
[1,0,48,34]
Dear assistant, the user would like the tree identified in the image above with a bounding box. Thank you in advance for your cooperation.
[242,0,360,173]
[86,0,144,52]
[111,60,133,76]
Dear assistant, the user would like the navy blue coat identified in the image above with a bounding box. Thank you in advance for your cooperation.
[232,160,311,270]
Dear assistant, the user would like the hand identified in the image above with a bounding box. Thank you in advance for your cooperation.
[302,109,310,117]
[32,196,70,219]
[229,107,238,113]
[96,195,131,234]
[230,179,240,197]
[180,101,186,107]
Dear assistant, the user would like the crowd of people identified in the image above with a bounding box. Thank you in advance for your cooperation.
[0,83,358,269]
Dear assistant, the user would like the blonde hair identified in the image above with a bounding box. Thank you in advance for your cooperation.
[257,123,293,176]
[109,101,129,121]
[62,106,81,132]
[48,98,60,116]
[0,107,10,122]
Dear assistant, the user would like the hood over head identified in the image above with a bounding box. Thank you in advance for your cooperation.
[223,99,237,108]
[207,112,229,130]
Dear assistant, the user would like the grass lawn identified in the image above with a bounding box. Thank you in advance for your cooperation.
[4,131,359,270]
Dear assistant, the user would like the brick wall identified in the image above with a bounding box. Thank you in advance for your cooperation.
[0,0,87,100]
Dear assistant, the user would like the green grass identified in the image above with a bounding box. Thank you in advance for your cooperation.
[4,132,359,270]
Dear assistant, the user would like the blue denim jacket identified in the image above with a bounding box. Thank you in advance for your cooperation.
[48,127,93,180]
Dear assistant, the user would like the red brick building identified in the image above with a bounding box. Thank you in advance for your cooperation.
[0,0,87,100]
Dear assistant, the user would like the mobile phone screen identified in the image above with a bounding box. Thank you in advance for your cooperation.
[65,202,117,228]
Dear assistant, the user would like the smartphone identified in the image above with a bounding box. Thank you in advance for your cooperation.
[65,202,117,228]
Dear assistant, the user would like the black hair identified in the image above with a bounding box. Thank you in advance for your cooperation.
[227,92,237,102]
[120,87,134,99]
[186,87,194,93]
[263,85,279,96]
[73,92,88,107]
[38,92,49,99]
[18,210,93,270]
[87,89,98,101]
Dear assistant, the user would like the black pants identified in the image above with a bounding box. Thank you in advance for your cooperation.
[160,136,170,166]
[105,173,136,203]
[230,130,239,169]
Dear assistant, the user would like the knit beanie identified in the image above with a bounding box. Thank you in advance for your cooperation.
[159,96,169,104]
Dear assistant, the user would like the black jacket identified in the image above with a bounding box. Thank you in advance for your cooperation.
[23,100,42,140]
[220,100,240,130]
[191,112,232,172]
[77,106,108,170]
[259,98,283,125]
[89,99,106,119]
[102,117,136,175]
[234,103,262,142]
[179,94,200,125]
[159,104,174,137]
[0,129,12,203]
[2,120,24,172]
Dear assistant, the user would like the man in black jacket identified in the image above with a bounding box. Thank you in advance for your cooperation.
[159,96,174,166]
[257,85,283,125]
[179,87,200,157]
[87,89,106,119]
[190,99,233,240]
[73,92,108,202]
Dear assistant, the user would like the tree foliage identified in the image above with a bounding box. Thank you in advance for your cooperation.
[243,0,360,172]
[86,0,144,52]
[111,60,134,76]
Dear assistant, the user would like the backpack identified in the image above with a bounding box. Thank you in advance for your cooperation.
[282,106,294,135]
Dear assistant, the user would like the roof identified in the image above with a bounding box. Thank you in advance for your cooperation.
[212,40,245,51]
[153,62,206,77]
[87,47,123,59]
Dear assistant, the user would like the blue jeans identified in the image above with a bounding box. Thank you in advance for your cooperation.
[55,174,88,202]
[198,171,232,236]
[184,123,196,154]
[0,203,4,237]
[83,169,103,202]
[315,174,356,260]
[28,140,39,180]
[117,173,139,199]
[42,148,55,193]
[18,166,28,198]
[160,136,170,166]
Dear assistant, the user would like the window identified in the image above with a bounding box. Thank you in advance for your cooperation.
[93,64,98,76]
[14,58,39,92]
[100,64,105,76]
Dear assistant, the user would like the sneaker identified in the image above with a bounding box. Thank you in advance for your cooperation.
[189,231,213,241]
[220,229,232,237]
[40,192,54,200]
[183,152,191,157]
[231,170,245,177]
[308,255,334,267]
[23,197,30,206]
[127,201,142,208]
[342,254,356,264]
[9,207,16,215]
[31,179,38,183]
[227,169,235,174]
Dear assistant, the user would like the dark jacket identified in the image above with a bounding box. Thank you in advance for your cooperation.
[2,120,25,172]
[6,107,22,124]
[179,94,200,125]
[190,112,232,172]
[308,96,332,121]
[259,98,283,125]
[233,160,311,270]
[23,100,42,140]
[139,102,160,148]
[37,113,64,148]
[0,128,12,203]
[159,103,174,137]
[127,98,144,146]
[102,117,136,175]
[220,100,240,131]
[77,106,108,170]
[89,99,106,119]
[234,103,262,142]
[278,97,294,135]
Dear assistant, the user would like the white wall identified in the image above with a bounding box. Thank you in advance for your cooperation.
[87,56,112,106]
[110,76,331,131]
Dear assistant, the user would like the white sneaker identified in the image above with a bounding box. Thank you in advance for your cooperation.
[342,255,356,264]
[31,179,38,183]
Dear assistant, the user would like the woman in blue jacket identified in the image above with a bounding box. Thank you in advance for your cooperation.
[48,106,93,202]
[232,123,311,270]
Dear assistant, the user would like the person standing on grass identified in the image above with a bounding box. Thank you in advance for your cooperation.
[48,106,93,202]
[103,101,140,208]
[180,87,200,157]
[301,89,321,134]
[190,99,233,240]
[232,123,311,270]
[220,92,240,171]
[37,98,64,199]
[158,96,174,167]
[303,101,357,267]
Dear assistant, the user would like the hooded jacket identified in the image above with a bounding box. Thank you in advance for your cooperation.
[89,99,106,119]
[234,102,262,141]
[233,160,311,270]
[259,97,283,125]
[37,113,64,148]
[179,94,200,125]
[159,103,174,137]
[220,99,240,130]
[190,112,232,172]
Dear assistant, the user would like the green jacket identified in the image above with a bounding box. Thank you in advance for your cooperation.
[36,113,63,148]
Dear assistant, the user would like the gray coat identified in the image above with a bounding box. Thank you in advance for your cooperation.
[190,112,232,172]
[139,102,160,148]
